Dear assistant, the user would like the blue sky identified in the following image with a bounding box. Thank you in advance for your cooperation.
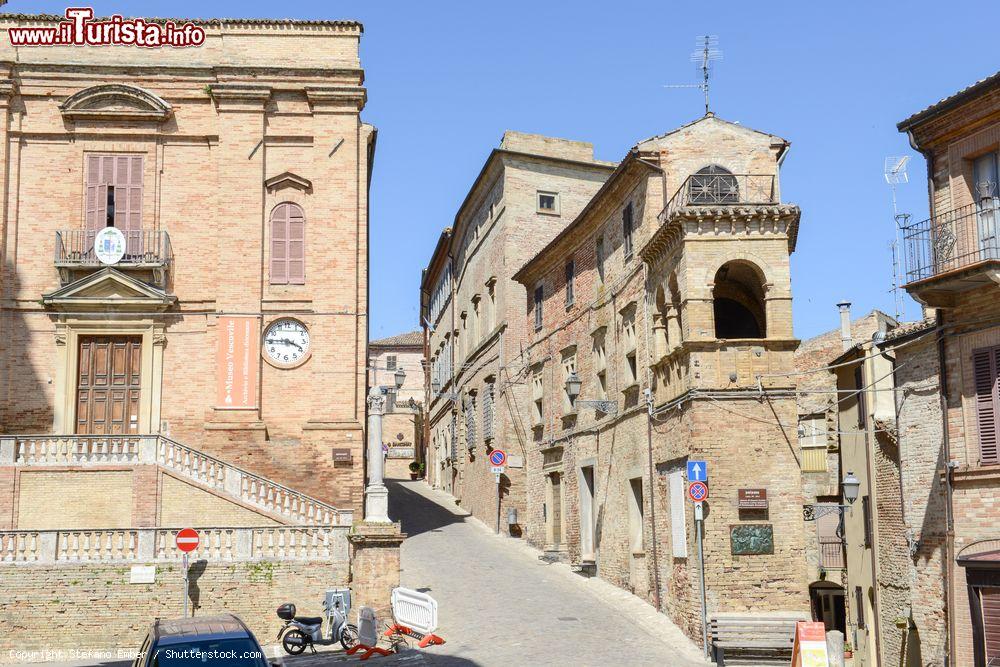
[15,1,998,340]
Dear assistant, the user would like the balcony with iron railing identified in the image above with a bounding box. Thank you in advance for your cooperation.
[901,199,1000,303]
[55,228,172,286]
[659,173,779,222]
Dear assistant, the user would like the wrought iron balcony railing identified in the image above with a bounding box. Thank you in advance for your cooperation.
[55,229,172,267]
[660,173,778,222]
[902,199,1000,284]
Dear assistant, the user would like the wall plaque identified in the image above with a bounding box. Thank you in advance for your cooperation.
[731,524,774,555]
[331,448,353,462]
[737,488,768,509]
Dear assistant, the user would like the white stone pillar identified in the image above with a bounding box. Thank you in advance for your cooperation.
[364,388,390,523]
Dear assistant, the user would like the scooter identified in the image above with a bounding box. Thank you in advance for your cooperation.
[276,589,359,655]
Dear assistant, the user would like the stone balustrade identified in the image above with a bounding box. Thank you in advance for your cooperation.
[0,526,349,564]
[0,434,353,526]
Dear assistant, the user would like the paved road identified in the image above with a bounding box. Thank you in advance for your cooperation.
[388,478,707,667]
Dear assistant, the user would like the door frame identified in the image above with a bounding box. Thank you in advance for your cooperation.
[53,319,166,434]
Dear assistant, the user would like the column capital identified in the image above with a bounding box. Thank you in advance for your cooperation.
[367,387,386,415]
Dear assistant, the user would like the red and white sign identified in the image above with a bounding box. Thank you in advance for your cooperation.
[175,528,200,553]
[489,449,507,467]
[688,481,709,502]
[791,621,829,667]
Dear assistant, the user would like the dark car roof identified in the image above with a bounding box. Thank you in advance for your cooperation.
[153,614,254,645]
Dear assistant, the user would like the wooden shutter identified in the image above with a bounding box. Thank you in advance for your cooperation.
[973,346,1000,465]
[84,154,143,254]
[983,587,1000,663]
[270,203,306,285]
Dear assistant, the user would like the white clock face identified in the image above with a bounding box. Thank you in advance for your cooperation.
[264,319,310,366]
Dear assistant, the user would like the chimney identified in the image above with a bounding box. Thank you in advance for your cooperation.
[837,300,852,351]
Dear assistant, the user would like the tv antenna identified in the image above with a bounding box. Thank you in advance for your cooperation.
[884,156,910,322]
[664,35,722,116]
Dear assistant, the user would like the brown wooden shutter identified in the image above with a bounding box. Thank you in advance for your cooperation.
[973,346,1000,465]
[287,204,305,284]
[270,205,288,284]
[983,587,1000,663]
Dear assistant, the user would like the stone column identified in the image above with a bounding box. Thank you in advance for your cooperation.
[666,305,682,352]
[651,313,667,362]
[365,388,390,523]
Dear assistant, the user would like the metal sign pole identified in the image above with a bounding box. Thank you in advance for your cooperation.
[695,505,708,658]
[183,552,189,618]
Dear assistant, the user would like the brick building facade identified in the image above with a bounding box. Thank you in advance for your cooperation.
[0,14,374,517]
[893,70,1000,667]
[512,115,811,647]
[368,330,425,478]
[420,132,614,534]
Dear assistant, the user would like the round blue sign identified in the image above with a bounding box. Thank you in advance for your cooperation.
[489,450,507,466]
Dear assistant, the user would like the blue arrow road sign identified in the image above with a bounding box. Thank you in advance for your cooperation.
[687,460,707,482]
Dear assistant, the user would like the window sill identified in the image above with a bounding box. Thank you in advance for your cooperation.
[536,210,561,217]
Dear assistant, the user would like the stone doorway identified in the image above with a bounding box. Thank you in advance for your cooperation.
[76,335,142,434]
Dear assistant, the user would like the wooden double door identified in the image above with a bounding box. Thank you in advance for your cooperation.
[76,336,142,435]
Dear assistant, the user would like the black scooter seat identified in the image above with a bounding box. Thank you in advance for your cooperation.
[294,616,323,626]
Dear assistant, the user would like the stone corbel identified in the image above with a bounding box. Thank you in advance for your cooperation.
[305,86,367,113]
[207,84,272,111]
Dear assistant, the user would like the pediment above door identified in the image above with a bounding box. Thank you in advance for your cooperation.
[42,268,176,312]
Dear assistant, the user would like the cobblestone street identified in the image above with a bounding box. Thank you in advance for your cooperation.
[386,478,707,667]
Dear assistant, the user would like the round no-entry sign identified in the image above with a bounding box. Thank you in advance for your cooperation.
[688,481,709,502]
[175,528,200,553]
[489,449,507,467]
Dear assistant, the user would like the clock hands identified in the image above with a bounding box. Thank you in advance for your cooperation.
[265,337,304,351]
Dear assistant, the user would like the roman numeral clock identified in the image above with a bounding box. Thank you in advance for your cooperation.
[263,317,311,368]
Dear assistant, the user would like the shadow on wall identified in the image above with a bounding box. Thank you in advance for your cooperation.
[1,257,50,433]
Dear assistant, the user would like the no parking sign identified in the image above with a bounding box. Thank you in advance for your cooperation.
[489,450,507,467]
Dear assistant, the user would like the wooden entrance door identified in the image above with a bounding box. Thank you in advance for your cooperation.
[76,336,142,434]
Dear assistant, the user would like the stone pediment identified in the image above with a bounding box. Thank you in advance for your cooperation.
[60,84,172,122]
[42,268,176,311]
[265,171,313,193]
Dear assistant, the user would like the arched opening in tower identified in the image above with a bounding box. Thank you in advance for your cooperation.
[712,261,766,339]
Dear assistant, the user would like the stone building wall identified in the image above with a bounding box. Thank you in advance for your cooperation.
[0,16,373,516]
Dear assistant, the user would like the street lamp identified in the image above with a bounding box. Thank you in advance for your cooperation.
[394,367,406,390]
[803,471,862,520]
[842,471,860,505]
[564,371,618,415]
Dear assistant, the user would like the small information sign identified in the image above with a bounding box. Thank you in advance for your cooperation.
[737,488,768,509]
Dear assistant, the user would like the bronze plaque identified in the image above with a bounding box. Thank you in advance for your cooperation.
[737,488,768,509]
[731,524,774,555]
[331,448,353,462]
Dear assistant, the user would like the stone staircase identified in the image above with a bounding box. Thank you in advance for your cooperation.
[0,433,353,527]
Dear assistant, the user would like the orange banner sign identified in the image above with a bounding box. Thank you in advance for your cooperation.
[216,316,260,409]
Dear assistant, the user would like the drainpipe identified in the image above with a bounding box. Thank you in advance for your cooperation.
[936,309,956,667]
[837,300,852,351]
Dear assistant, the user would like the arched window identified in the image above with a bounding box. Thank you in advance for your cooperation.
[270,203,305,284]
[689,165,739,205]
[712,261,766,339]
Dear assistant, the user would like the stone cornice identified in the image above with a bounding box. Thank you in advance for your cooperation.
[305,86,367,112]
[208,83,272,109]
[640,204,801,265]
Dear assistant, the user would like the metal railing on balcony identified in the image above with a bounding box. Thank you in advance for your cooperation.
[902,199,1000,283]
[660,173,778,222]
[54,229,172,267]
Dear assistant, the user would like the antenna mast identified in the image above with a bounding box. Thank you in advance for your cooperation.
[884,156,910,322]
[664,35,722,116]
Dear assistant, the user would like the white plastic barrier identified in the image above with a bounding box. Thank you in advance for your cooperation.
[391,587,439,635]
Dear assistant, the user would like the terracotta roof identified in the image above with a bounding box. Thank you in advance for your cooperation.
[898,70,1000,131]
[0,13,363,30]
[370,330,423,348]
[881,318,936,343]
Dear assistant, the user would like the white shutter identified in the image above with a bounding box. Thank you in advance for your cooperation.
[669,469,687,558]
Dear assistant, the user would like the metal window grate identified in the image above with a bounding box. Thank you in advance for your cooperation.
[483,384,495,442]
[465,396,477,450]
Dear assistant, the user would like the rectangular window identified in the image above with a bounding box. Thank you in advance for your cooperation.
[85,153,144,254]
[532,364,545,427]
[593,328,608,401]
[799,415,828,473]
[465,394,477,450]
[855,366,867,430]
[623,202,634,261]
[565,260,575,306]
[973,346,1000,465]
[628,477,644,553]
[621,305,638,387]
[855,586,866,629]
[534,284,544,331]
[862,495,872,548]
[669,469,687,558]
[596,236,606,284]
[386,355,397,371]
[537,191,560,214]
[270,202,306,285]
[483,381,495,442]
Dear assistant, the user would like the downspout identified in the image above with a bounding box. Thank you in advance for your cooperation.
[908,128,954,667]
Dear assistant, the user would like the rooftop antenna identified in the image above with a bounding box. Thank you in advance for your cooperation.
[884,156,910,322]
[664,35,722,116]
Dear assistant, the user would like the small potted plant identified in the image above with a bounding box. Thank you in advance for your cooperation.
[408,461,420,480]
[844,641,853,659]
[418,462,426,479]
